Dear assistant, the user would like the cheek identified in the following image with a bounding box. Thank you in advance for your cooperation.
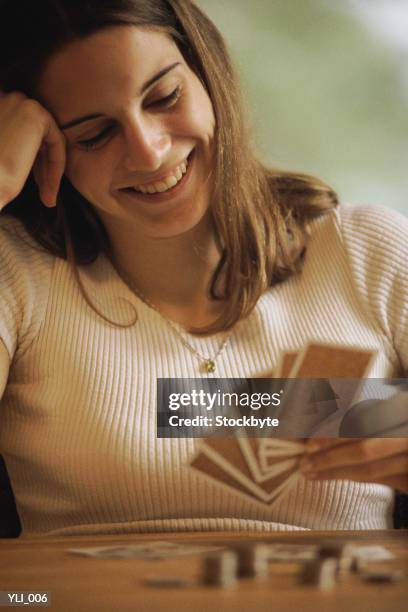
[65,151,111,196]
[204,106,215,142]
[197,94,215,141]
[187,78,216,142]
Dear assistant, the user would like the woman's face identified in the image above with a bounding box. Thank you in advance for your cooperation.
[38,26,215,239]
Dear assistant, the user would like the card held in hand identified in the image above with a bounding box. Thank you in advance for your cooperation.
[189,342,376,507]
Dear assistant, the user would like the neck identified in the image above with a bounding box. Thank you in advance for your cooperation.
[104,213,225,328]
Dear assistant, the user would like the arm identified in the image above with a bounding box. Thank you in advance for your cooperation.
[300,206,408,493]
[0,91,65,210]
[0,338,20,537]
[0,90,64,388]
[300,433,408,493]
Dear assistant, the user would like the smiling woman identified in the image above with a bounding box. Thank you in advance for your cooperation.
[0,0,335,334]
[0,0,407,538]
[38,27,216,248]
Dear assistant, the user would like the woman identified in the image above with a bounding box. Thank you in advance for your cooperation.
[0,0,406,536]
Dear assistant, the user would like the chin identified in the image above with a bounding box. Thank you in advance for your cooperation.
[134,205,211,240]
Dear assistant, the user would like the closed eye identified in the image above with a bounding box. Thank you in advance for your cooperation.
[148,86,181,109]
[77,87,182,151]
[78,125,116,151]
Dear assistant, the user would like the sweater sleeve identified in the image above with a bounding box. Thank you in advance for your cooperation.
[0,215,54,362]
[337,203,408,374]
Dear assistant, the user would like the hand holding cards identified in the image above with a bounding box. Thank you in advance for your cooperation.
[189,342,375,507]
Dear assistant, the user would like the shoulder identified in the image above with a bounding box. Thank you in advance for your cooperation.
[306,202,408,319]
[306,203,408,368]
[0,212,36,244]
[336,203,407,284]
[0,215,56,359]
[0,214,33,251]
[310,202,408,263]
[334,202,407,249]
[0,213,56,298]
[0,214,54,264]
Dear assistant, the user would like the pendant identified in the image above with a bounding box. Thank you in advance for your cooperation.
[203,359,216,373]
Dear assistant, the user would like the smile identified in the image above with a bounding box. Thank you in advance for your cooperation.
[132,160,188,194]
[121,150,195,201]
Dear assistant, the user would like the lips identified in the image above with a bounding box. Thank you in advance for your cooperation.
[131,159,188,194]
[120,150,195,201]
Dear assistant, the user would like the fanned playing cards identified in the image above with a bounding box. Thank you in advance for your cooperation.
[189,342,375,507]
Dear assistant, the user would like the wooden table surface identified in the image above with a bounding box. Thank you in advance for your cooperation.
[1,530,407,612]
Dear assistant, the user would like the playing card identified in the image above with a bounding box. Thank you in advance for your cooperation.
[239,436,304,481]
[288,342,374,379]
[275,351,298,378]
[258,439,305,473]
[191,437,300,504]
[188,343,376,507]
[190,449,267,505]
[69,541,221,560]
[270,343,375,437]
[339,390,408,436]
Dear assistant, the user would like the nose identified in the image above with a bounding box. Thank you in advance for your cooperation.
[122,113,171,173]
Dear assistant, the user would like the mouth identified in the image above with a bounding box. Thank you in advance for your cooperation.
[120,150,195,202]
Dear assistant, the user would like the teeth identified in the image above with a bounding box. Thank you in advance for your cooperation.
[154,181,167,193]
[132,158,189,195]
[164,176,178,189]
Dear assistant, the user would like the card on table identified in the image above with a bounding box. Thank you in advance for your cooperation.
[69,541,221,560]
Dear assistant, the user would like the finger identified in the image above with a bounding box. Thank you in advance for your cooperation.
[301,451,408,484]
[0,98,49,203]
[380,475,408,494]
[302,438,408,470]
[304,437,358,454]
[303,472,408,494]
[41,119,66,207]
[32,145,45,195]
[34,147,52,208]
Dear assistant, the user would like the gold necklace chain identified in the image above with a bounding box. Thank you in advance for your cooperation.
[114,264,231,374]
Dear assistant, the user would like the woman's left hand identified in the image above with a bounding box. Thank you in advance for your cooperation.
[299,438,408,493]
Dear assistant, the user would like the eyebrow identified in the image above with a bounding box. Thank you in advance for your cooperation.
[60,61,181,130]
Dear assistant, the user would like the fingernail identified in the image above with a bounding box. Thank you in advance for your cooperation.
[305,440,321,453]
[47,193,57,207]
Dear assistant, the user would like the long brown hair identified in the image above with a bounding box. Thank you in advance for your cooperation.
[0,0,338,334]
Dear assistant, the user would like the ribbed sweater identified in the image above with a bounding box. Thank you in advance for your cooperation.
[0,203,407,537]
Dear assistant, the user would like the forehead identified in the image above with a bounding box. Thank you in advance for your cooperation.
[37,26,182,121]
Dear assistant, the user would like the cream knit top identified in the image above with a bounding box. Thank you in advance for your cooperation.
[0,203,407,537]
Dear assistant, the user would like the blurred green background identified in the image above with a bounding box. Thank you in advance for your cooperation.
[198,0,407,215]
